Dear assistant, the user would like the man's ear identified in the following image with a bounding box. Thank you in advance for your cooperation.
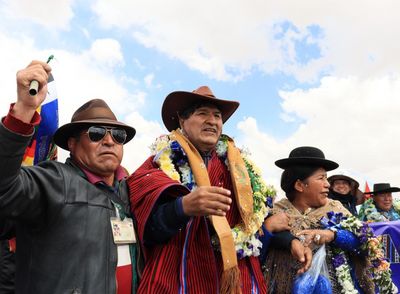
[67,137,76,153]
[294,179,305,193]
[178,116,185,130]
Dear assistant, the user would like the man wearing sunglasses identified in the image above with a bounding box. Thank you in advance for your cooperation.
[0,61,140,293]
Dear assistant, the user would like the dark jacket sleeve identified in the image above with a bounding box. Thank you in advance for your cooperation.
[0,240,15,294]
[0,122,60,223]
[269,230,297,250]
[0,220,16,240]
[144,196,190,246]
[258,224,274,264]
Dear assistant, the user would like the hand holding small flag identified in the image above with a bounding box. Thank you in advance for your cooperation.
[14,59,52,123]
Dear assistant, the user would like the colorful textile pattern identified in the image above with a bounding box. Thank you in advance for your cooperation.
[22,73,58,165]
[369,221,400,289]
[128,147,269,293]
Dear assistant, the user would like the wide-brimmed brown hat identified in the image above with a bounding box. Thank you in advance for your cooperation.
[275,146,338,171]
[54,99,136,150]
[328,174,365,204]
[161,86,240,131]
[364,183,400,196]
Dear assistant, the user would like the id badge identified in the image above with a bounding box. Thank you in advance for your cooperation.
[110,217,136,244]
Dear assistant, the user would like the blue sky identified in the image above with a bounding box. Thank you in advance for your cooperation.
[1,0,400,197]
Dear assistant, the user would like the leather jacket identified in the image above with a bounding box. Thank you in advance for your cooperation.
[0,122,141,294]
[0,240,15,293]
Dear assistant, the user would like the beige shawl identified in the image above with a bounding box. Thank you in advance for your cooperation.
[264,198,374,294]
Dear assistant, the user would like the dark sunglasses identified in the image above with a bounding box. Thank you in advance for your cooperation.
[85,126,127,144]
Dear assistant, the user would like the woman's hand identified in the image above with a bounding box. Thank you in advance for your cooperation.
[296,229,335,246]
[290,239,313,274]
[264,212,290,233]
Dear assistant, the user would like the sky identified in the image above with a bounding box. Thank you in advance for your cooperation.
[1,0,399,198]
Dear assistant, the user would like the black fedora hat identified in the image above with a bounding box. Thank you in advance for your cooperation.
[364,183,400,195]
[275,146,338,171]
[54,99,136,151]
[161,86,240,131]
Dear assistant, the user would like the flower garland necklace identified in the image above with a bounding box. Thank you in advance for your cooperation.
[359,198,400,222]
[150,133,275,258]
[321,212,393,293]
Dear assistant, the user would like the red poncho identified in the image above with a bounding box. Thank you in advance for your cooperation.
[127,153,266,293]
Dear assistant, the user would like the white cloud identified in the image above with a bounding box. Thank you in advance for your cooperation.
[87,38,124,68]
[236,74,400,195]
[236,117,284,197]
[2,0,74,29]
[144,73,154,87]
[122,111,165,173]
[92,0,400,82]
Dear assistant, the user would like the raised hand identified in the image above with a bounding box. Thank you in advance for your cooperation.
[13,60,52,123]
[182,186,232,217]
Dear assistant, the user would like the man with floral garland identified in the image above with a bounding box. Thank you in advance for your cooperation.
[127,86,311,293]
[359,183,400,222]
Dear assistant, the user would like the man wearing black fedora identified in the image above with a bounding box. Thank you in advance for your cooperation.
[127,86,309,293]
[0,61,140,293]
[359,183,400,222]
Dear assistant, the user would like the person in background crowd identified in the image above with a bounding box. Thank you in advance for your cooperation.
[359,183,400,222]
[127,86,311,293]
[0,60,140,294]
[328,174,364,216]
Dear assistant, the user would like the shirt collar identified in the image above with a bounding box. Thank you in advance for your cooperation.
[79,164,127,186]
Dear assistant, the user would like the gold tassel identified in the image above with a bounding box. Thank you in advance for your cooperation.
[220,266,242,294]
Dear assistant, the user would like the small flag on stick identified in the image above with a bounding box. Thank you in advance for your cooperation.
[364,181,371,199]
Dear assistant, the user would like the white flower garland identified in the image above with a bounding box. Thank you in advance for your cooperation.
[343,218,393,293]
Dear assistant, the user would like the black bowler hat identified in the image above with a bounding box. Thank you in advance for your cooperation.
[275,146,339,171]
[364,183,400,195]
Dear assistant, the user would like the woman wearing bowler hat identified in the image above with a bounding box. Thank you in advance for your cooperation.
[263,146,384,293]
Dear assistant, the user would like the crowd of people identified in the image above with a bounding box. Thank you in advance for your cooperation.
[0,60,399,293]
